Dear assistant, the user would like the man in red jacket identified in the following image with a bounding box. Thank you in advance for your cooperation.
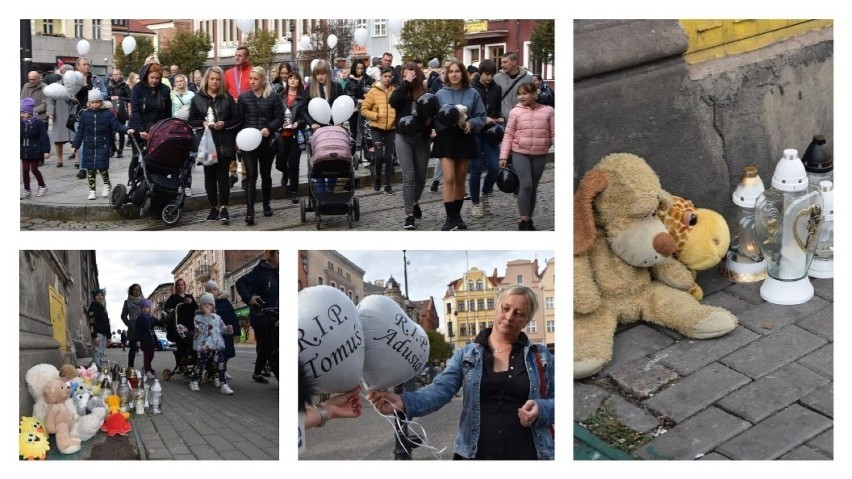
[225,46,252,189]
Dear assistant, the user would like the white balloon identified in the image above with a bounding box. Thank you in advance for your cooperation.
[331,95,355,125]
[43,83,69,101]
[236,128,262,151]
[63,71,84,96]
[388,19,404,36]
[298,286,365,394]
[121,36,136,55]
[353,28,369,47]
[358,295,430,391]
[299,35,312,50]
[326,34,338,49]
[235,19,255,34]
[308,97,332,125]
[76,39,90,56]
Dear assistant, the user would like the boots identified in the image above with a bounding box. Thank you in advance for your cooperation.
[263,203,273,217]
[454,199,467,230]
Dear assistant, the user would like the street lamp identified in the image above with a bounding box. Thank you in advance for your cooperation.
[392,250,421,460]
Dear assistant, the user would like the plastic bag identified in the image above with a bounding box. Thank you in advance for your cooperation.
[196,128,218,166]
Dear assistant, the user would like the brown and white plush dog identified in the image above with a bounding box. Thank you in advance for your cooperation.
[574,153,737,379]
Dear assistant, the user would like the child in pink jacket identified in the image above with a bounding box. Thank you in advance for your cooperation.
[499,82,555,230]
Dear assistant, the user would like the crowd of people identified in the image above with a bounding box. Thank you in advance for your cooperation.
[21,50,554,230]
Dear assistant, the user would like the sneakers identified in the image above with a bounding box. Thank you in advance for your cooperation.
[404,216,416,230]
[21,190,32,199]
[219,207,230,224]
[185,187,192,197]
[189,381,200,391]
[481,194,491,214]
[263,204,273,217]
[225,372,232,380]
[88,190,96,200]
[220,383,234,395]
[384,185,394,195]
[471,203,483,218]
[528,219,537,231]
[252,374,269,384]
[229,175,238,188]
[35,186,47,197]
[145,371,155,380]
[413,204,422,219]
[373,178,381,192]
[102,184,111,197]
[76,170,86,179]
[429,180,439,193]
[207,207,219,221]
[213,377,221,387]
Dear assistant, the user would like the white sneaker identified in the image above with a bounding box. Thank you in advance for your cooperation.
[225,372,232,379]
[213,377,221,388]
[185,187,192,197]
[220,383,234,395]
[471,203,483,218]
[21,190,32,199]
[481,194,492,215]
[189,381,199,391]
[88,190,96,200]
[145,371,155,380]
[35,186,47,197]
[102,184,111,197]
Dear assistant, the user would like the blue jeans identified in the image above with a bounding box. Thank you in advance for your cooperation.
[93,333,107,368]
[470,133,500,203]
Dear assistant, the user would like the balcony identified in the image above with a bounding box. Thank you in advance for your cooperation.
[195,265,212,283]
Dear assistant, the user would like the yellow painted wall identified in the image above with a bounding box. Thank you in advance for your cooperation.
[679,19,832,63]
[49,285,67,351]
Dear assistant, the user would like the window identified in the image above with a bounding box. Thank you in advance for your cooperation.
[74,19,84,38]
[525,40,554,80]
[547,320,555,333]
[526,321,537,334]
[348,291,353,300]
[318,276,324,285]
[446,303,452,314]
[459,324,467,337]
[476,279,483,290]
[546,297,554,309]
[346,273,351,280]
[355,295,360,304]
[41,20,54,35]
[457,301,465,312]
[485,43,506,60]
[464,46,481,67]
[373,19,386,37]
[112,19,126,27]
[340,287,345,293]
[517,275,524,284]
[328,261,334,269]
[479,322,486,333]
[487,298,494,310]
[477,299,485,311]
[355,19,368,30]
[467,280,474,291]
[92,20,102,40]
[468,299,475,311]
[330,281,337,288]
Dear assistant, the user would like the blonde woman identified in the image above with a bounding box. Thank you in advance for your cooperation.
[236,66,285,225]
[296,60,342,193]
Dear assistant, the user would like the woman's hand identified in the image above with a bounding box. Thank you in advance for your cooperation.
[43,152,50,160]
[225,325,234,335]
[261,128,270,137]
[403,70,416,83]
[485,117,495,126]
[365,390,405,415]
[518,400,539,428]
[126,129,135,135]
[136,341,141,348]
[249,294,265,307]
[312,123,321,130]
[462,121,471,134]
[499,159,508,168]
[140,131,149,140]
[324,387,363,419]
[93,336,101,345]
[213,121,225,130]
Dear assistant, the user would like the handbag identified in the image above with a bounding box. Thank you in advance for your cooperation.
[196,128,218,166]
[66,105,78,132]
[268,132,283,157]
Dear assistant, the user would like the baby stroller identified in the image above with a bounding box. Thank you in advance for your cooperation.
[299,125,360,229]
[161,302,216,383]
[109,118,193,225]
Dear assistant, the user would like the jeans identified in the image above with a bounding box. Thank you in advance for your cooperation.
[512,152,547,217]
[252,320,274,376]
[204,155,232,207]
[396,134,430,215]
[371,127,396,187]
[93,333,107,368]
[470,133,500,203]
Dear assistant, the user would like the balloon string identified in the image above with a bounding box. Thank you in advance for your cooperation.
[361,390,447,460]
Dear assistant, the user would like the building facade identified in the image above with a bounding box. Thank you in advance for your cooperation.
[460,19,554,82]
[498,259,546,346]
[19,250,100,416]
[443,266,502,351]
[413,297,440,333]
[303,250,366,305]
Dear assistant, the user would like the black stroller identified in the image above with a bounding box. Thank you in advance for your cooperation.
[299,126,360,229]
[161,302,215,383]
[109,118,193,225]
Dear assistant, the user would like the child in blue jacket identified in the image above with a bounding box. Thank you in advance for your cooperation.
[21,97,50,198]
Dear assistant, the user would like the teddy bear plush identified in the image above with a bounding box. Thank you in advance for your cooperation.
[574,153,738,379]
[658,195,730,300]
[43,379,82,454]
[25,364,61,420]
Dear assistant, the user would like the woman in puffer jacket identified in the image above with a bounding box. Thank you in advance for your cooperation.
[499,82,554,231]
[360,66,397,194]
[237,66,285,225]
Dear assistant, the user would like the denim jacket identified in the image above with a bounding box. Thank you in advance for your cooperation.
[401,331,555,459]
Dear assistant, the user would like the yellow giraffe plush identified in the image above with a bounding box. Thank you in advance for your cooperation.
[658,196,730,300]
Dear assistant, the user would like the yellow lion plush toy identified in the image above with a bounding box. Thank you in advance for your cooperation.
[105,394,131,420]
[658,196,730,300]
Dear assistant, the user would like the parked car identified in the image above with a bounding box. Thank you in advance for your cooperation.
[155,330,176,351]
[108,333,122,348]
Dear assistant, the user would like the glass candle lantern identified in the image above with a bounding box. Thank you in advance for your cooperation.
[808,180,833,278]
[754,149,823,305]
[802,134,832,188]
[149,379,163,414]
[116,377,132,412]
[721,166,768,282]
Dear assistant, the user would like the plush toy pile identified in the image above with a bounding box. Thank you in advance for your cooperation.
[573,153,738,379]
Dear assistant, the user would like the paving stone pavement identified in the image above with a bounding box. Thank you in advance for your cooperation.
[574,270,834,460]
[20,142,554,232]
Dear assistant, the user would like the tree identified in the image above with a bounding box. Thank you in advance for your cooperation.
[113,36,155,77]
[529,20,555,77]
[243,29,278,71]
[397,20,466,65]
[328,20,355,66]
[157,30,212,77]
[427,331,452,365]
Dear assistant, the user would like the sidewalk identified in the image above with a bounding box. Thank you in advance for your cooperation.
[574,268,833,460]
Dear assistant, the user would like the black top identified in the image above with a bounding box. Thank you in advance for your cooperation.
[474,330,536,460]
[164,293,197,341]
